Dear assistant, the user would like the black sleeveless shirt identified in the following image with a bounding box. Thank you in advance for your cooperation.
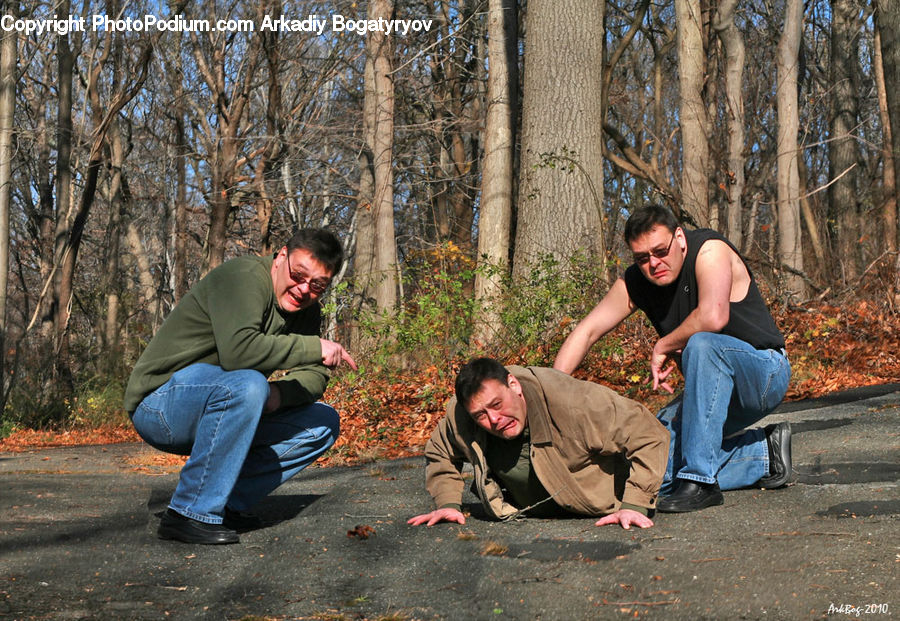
[623,228,785,351]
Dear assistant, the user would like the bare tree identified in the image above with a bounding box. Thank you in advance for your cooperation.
[0,7,15,399]
[355,0,398,317]
[474,0,516,342]
[675,0,711,227]
[829,0,863,283]
[777,0,806,300]
[874,8,897,255]
[712,0,746,245]
[185,1,263,272]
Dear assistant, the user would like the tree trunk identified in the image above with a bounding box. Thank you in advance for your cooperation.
[675,0,711,227]
[513,0,604,275]
[876,0,900,304]
[712,0,745,246]
[874,14,897,255]
[172,55,190,303]
[101,120,127,374]
[256,12,283,257]
[0,15,15,398]
[370,0,397,312]
[474,0,517,344]
[829,0,862,283]
[50,3,76,391]
[776,0,806,301]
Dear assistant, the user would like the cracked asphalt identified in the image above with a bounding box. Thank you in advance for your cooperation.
[1,385,898,620]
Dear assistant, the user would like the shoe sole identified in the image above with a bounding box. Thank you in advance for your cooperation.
[157,521,240,544]
[158,528,239,544]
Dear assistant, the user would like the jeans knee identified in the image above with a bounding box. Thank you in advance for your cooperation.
[212,369,270,414]
[684,332,717,355]
[314,404,340,445]
[682,332,725,368]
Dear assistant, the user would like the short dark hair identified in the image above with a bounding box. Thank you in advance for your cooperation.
[623,205,680,243]
[286,228,344,274]
[455,357,510,410]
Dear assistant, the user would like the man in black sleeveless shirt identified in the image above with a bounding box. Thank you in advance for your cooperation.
[554,205,792,513]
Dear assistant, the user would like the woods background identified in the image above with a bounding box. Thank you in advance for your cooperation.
[0,0,898,440]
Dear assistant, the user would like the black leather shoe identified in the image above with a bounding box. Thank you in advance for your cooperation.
[758,422,792,489]
[158,509,239,544]
[657,480,724,513]
[224,508,263,532]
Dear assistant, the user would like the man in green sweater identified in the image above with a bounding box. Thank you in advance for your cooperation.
[125,229,356,544]
[408,358,668,530]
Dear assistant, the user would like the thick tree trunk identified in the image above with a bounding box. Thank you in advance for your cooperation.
[876,0,900,304]
[675,0,711,227]
[776,0,806,301]
[513,0,604,275]
[879,0,900,213]
[829,0,862,283]
[474,0,517,343]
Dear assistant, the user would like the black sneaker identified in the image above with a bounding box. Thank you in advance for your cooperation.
[657,480,724,513]
[158,509,239,544]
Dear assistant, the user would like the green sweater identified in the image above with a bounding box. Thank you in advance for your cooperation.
[124,254,328,413]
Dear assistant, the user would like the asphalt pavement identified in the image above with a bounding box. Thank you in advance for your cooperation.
[1,385,898,620]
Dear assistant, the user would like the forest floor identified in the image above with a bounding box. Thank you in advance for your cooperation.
[2,300,899,470]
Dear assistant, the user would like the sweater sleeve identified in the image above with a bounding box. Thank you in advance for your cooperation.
[270,364,331,408]
[201,262,323,373]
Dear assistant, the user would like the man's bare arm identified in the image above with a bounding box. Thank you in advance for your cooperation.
[554,278,635,374]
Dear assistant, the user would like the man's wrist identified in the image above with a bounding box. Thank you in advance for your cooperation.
[619,502,649,516]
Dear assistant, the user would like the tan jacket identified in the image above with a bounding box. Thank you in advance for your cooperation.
[424,366,669,519]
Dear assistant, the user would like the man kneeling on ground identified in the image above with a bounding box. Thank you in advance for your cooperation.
[408,358,669,530]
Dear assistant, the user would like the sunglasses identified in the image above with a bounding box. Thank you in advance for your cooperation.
[285,252,330,295]
[633,233,676,266]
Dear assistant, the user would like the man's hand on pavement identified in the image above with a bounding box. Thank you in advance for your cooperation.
[594,509,654,530]
[320,339,358,370]
[407,508,466,526]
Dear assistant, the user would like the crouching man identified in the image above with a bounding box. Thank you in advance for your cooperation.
[408,358,669,530]
[125,228,356,544]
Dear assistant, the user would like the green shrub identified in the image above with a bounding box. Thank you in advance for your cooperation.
[492,251,611,365]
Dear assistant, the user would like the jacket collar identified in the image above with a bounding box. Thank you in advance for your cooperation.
[509,366,554,446]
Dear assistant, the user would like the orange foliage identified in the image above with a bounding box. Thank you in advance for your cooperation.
[0,425,140,452]
[2,303,899,466]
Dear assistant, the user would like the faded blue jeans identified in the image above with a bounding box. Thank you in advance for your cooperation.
[656,332,791,493]
[131,363,339,524]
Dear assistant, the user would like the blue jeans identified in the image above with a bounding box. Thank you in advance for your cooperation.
[131,363,339,524]
[656,332,791,492]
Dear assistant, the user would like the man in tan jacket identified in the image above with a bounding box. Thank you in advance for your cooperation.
[408,358,669,530]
